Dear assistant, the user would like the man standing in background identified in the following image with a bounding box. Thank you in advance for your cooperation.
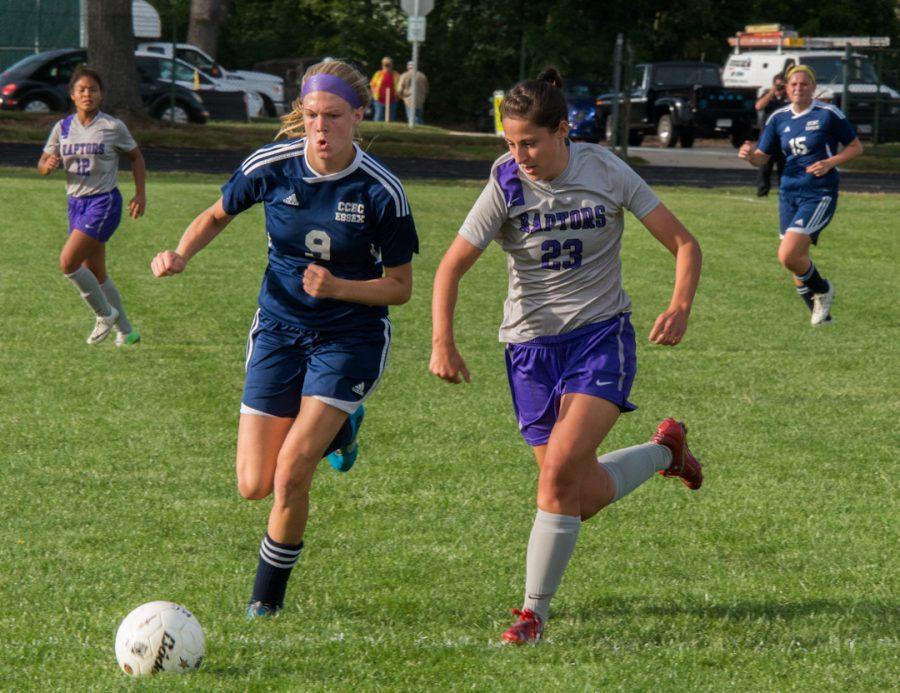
[398,60,429,125]
[755,73,788,196]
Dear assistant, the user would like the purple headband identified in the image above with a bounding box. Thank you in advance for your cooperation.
[301,73,362,109]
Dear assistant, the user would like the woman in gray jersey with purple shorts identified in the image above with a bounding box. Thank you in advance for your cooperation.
[39,66,146,346]
[430,68,704,644]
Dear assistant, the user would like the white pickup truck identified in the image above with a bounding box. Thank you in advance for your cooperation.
[137,42,286,116]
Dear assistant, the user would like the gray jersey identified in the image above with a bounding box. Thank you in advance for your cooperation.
[459,142,660,343]
[43,111,137,197]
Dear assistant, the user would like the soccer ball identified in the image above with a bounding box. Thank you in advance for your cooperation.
[114,601,205,676]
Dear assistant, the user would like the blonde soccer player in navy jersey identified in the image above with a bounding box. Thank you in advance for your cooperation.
[39,66,145,345]
[739,64,862,325]
[152,60,418,618]
[430,68,703,644]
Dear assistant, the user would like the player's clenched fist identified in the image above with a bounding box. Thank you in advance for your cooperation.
[302,263,336,298]
[151,250,186,277]
[737,140,754,160]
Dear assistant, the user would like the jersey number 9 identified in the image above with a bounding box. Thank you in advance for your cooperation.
[304,230,332,261]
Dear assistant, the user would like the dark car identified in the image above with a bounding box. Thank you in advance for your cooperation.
[0,48,209,123]
[565,79,605,142]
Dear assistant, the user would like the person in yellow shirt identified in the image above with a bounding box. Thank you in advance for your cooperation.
[370,56,401,122]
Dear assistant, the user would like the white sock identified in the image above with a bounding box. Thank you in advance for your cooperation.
[523,509,580,623]
[598,443,671,503]
[65,266,112,317]
[100,276,132,334]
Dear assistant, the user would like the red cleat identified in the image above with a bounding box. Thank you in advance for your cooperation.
[501,608,543,645]
[651,418,703,490]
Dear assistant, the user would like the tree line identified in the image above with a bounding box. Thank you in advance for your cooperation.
[94,0,900,127]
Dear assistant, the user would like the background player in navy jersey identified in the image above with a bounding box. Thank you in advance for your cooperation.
[739,65,862,325]
[430,68,703,644]
[151,60,418,617]
[39,66,145,345]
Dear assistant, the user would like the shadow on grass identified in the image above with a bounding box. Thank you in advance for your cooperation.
[559,596,897,627]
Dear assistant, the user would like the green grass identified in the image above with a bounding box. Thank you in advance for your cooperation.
[0,111,507,160]
[0,169,897,690]
[843,142,900,172]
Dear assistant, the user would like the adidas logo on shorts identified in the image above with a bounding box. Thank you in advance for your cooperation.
[352,382,366,396]
[282,193,299,206]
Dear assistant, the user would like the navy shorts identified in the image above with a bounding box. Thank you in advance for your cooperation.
[779,189,838,245]
[504,313,637,447]
[67,188,122,243]
[241,310,392,418]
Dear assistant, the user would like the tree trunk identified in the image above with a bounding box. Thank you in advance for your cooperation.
[85,0,147,123]
[187,0,230,59]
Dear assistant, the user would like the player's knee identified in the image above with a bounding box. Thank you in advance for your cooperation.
[236,475,271,501]
[272,455,317,503]
[59,251,79,275]
[538,456,579,497]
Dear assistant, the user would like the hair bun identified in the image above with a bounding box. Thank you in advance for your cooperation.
[536,67,563,90]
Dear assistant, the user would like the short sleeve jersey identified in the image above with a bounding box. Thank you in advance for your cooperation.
[758,100,857,193]
[43,112,137,197]
[459,141,660,343]
[221,138,419,331]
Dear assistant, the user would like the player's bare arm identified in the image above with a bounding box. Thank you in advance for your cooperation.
[806,137,863,177]
[151,197,233,277]
[38,151,60,175]
[640,203,702,346]
[430,235,483,384]
[738,141,771,167]
[125,147,146,219]
[302,262,412,305]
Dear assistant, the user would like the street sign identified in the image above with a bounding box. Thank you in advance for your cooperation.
[407,16,426,43]
[400,0,434,15]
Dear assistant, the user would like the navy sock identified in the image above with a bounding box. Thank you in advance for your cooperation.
[796,285,815,312]
[322,419,352,458]
[796,262,829,295]
[251,533,303,608]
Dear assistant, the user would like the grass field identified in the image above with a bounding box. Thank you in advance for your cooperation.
[0,168,897,691]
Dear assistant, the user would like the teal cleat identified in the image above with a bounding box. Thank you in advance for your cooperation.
[246,601,280,619]
[327,405,365,472]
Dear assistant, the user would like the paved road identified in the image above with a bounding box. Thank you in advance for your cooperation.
[4,141,898,192]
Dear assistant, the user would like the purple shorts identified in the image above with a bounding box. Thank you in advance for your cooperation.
[67,188,122,243]
[504,313,637,447]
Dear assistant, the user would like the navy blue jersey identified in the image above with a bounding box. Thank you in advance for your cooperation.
[758,101,857,193]
[221,138,418,330]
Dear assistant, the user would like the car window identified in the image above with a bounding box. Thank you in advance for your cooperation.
[158,59,199,83]
[135,58,160,82]
[34,54,86,84]
[2,52,58,77]
[631,66,646,89]
[176,49,221,76]
[803,56,878,85]
[652,65,721,87]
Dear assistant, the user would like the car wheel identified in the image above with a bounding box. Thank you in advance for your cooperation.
[22,97,52,113]
[679,127,695,148]
[603,116,615,142]
[657,114,677,148]
[156,104,190,124]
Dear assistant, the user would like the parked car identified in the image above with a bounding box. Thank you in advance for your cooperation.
[595,61,758,147]
[137,42,286,116]
[565,79,606,142]
[0,48,209,123]
[135,52,261,120]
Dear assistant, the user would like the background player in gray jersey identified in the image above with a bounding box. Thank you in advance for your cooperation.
[39,66,145,346]
[430,68,703,644]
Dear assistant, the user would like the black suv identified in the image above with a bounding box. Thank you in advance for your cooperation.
[0,48,209,123]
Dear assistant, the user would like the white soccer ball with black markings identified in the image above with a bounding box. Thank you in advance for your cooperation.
[115,601,205,676]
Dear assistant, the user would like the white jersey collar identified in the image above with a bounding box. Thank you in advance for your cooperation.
[303,142,363,184]
[790,102,816,118]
